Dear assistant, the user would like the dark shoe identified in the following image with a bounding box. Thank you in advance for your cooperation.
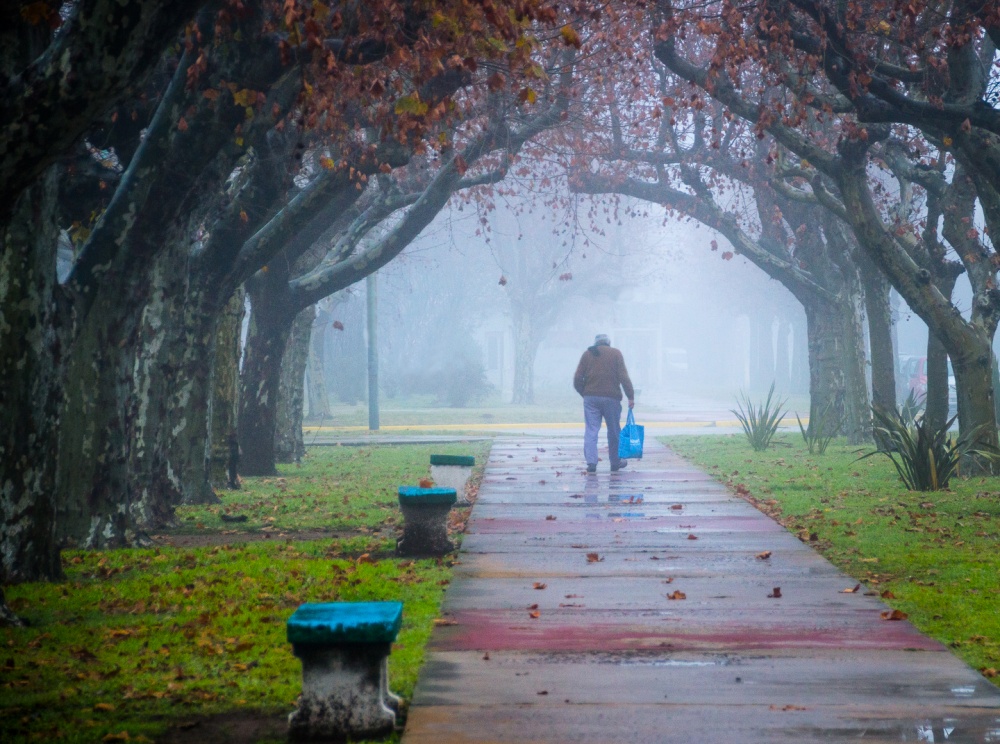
[611,459,628,472]
[586,464,597,473]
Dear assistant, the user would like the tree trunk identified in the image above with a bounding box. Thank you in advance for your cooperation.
[803,301,846,438]
[306,306,332,420]
[211,288,245,487]
[239,277,294,476]
[860,255,897,417]
[952,330,998,467]
[925,331,951,432]
[56,279,146,548]
[0,169,63,583]
[129,251,222,530]
[510,306,537,404]
[839,281,872,445]
[276,307,312,463]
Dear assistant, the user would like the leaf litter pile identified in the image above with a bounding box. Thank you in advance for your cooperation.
[668,434,1000,685]
[1,442,488,743]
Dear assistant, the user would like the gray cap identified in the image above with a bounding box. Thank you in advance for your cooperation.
[594,334,610,346]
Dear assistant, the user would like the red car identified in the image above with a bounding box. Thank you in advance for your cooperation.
[899,356,957,414]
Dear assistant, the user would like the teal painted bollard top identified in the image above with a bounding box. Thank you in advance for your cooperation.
[396,486,457,557]
[429,454,475,467]
[287,601,403,646]
[287,602,403,742]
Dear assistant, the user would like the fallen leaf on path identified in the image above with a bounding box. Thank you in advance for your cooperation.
[770,704,807,711]
[528,611,540,619]
[586,552,603,563]
[537,690,548,695]
[768,587,782,598]
[565,594,582,598]
[756,551,772,560]
[687,534,698,541]
[419,478,434,488]
[483,652,490,661]
[533,582,547,590]
[666,590,687,600]
[663,577,674,584]
[527,603,539,610]
[880,609,908,621]
[840,584,861,593]
[671,504,684,510]
[545,515,557,520]
[433,618,458,626]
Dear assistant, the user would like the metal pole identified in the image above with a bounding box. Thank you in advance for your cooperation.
[366,272,380,431]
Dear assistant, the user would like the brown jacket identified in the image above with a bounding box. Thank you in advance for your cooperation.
[573,345,634,401]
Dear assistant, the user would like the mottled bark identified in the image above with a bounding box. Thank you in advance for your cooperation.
[803,301,846,438]
[239,268,295,476]
[276,307,312,463]
[211,288,245,487]
[859,252,897,418]
[839,277,872,445]
[0,0,206,215]
[0,169,63,583]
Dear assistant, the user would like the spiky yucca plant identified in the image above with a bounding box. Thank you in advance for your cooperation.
[732,383,787,452]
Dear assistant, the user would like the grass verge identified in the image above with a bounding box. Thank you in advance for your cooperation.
[2,441,490,743]
[665,433,1000,683]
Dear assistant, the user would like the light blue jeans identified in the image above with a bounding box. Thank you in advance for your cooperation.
[583,396,622,469]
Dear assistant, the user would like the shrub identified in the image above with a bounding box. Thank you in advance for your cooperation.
[732,383,787,452]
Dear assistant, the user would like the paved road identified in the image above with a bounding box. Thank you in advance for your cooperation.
[401,436,1000,743]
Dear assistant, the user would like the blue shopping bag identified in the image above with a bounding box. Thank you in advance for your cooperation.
[618,409,644,460]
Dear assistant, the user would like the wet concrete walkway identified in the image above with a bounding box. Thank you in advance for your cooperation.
[402,437,1000,743]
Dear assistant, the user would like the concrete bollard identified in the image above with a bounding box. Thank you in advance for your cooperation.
[287,601,403,742]
[396,486,457,557]
[430,454,475,506]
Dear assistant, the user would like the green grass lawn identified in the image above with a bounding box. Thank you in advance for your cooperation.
[665,433,1000,683]
[1,441,490,744]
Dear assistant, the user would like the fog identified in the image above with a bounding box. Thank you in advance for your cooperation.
[308,194,820,415]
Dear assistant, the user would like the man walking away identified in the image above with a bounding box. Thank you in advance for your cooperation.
[573,334,635,473]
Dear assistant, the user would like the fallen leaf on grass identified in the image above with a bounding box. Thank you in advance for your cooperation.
[102,734,131,743]
[880,609,908,621]
[981,668,997,678]
[880,590,896,599]
[356,553,374,565]
[666,590,687,600]
[94,703,116,712]
[768,587,782,598]
[533,582,547,590]
[586,552,603,563]
[840,584,861,594]
[419,478,434,488]
[756,551,772,560]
